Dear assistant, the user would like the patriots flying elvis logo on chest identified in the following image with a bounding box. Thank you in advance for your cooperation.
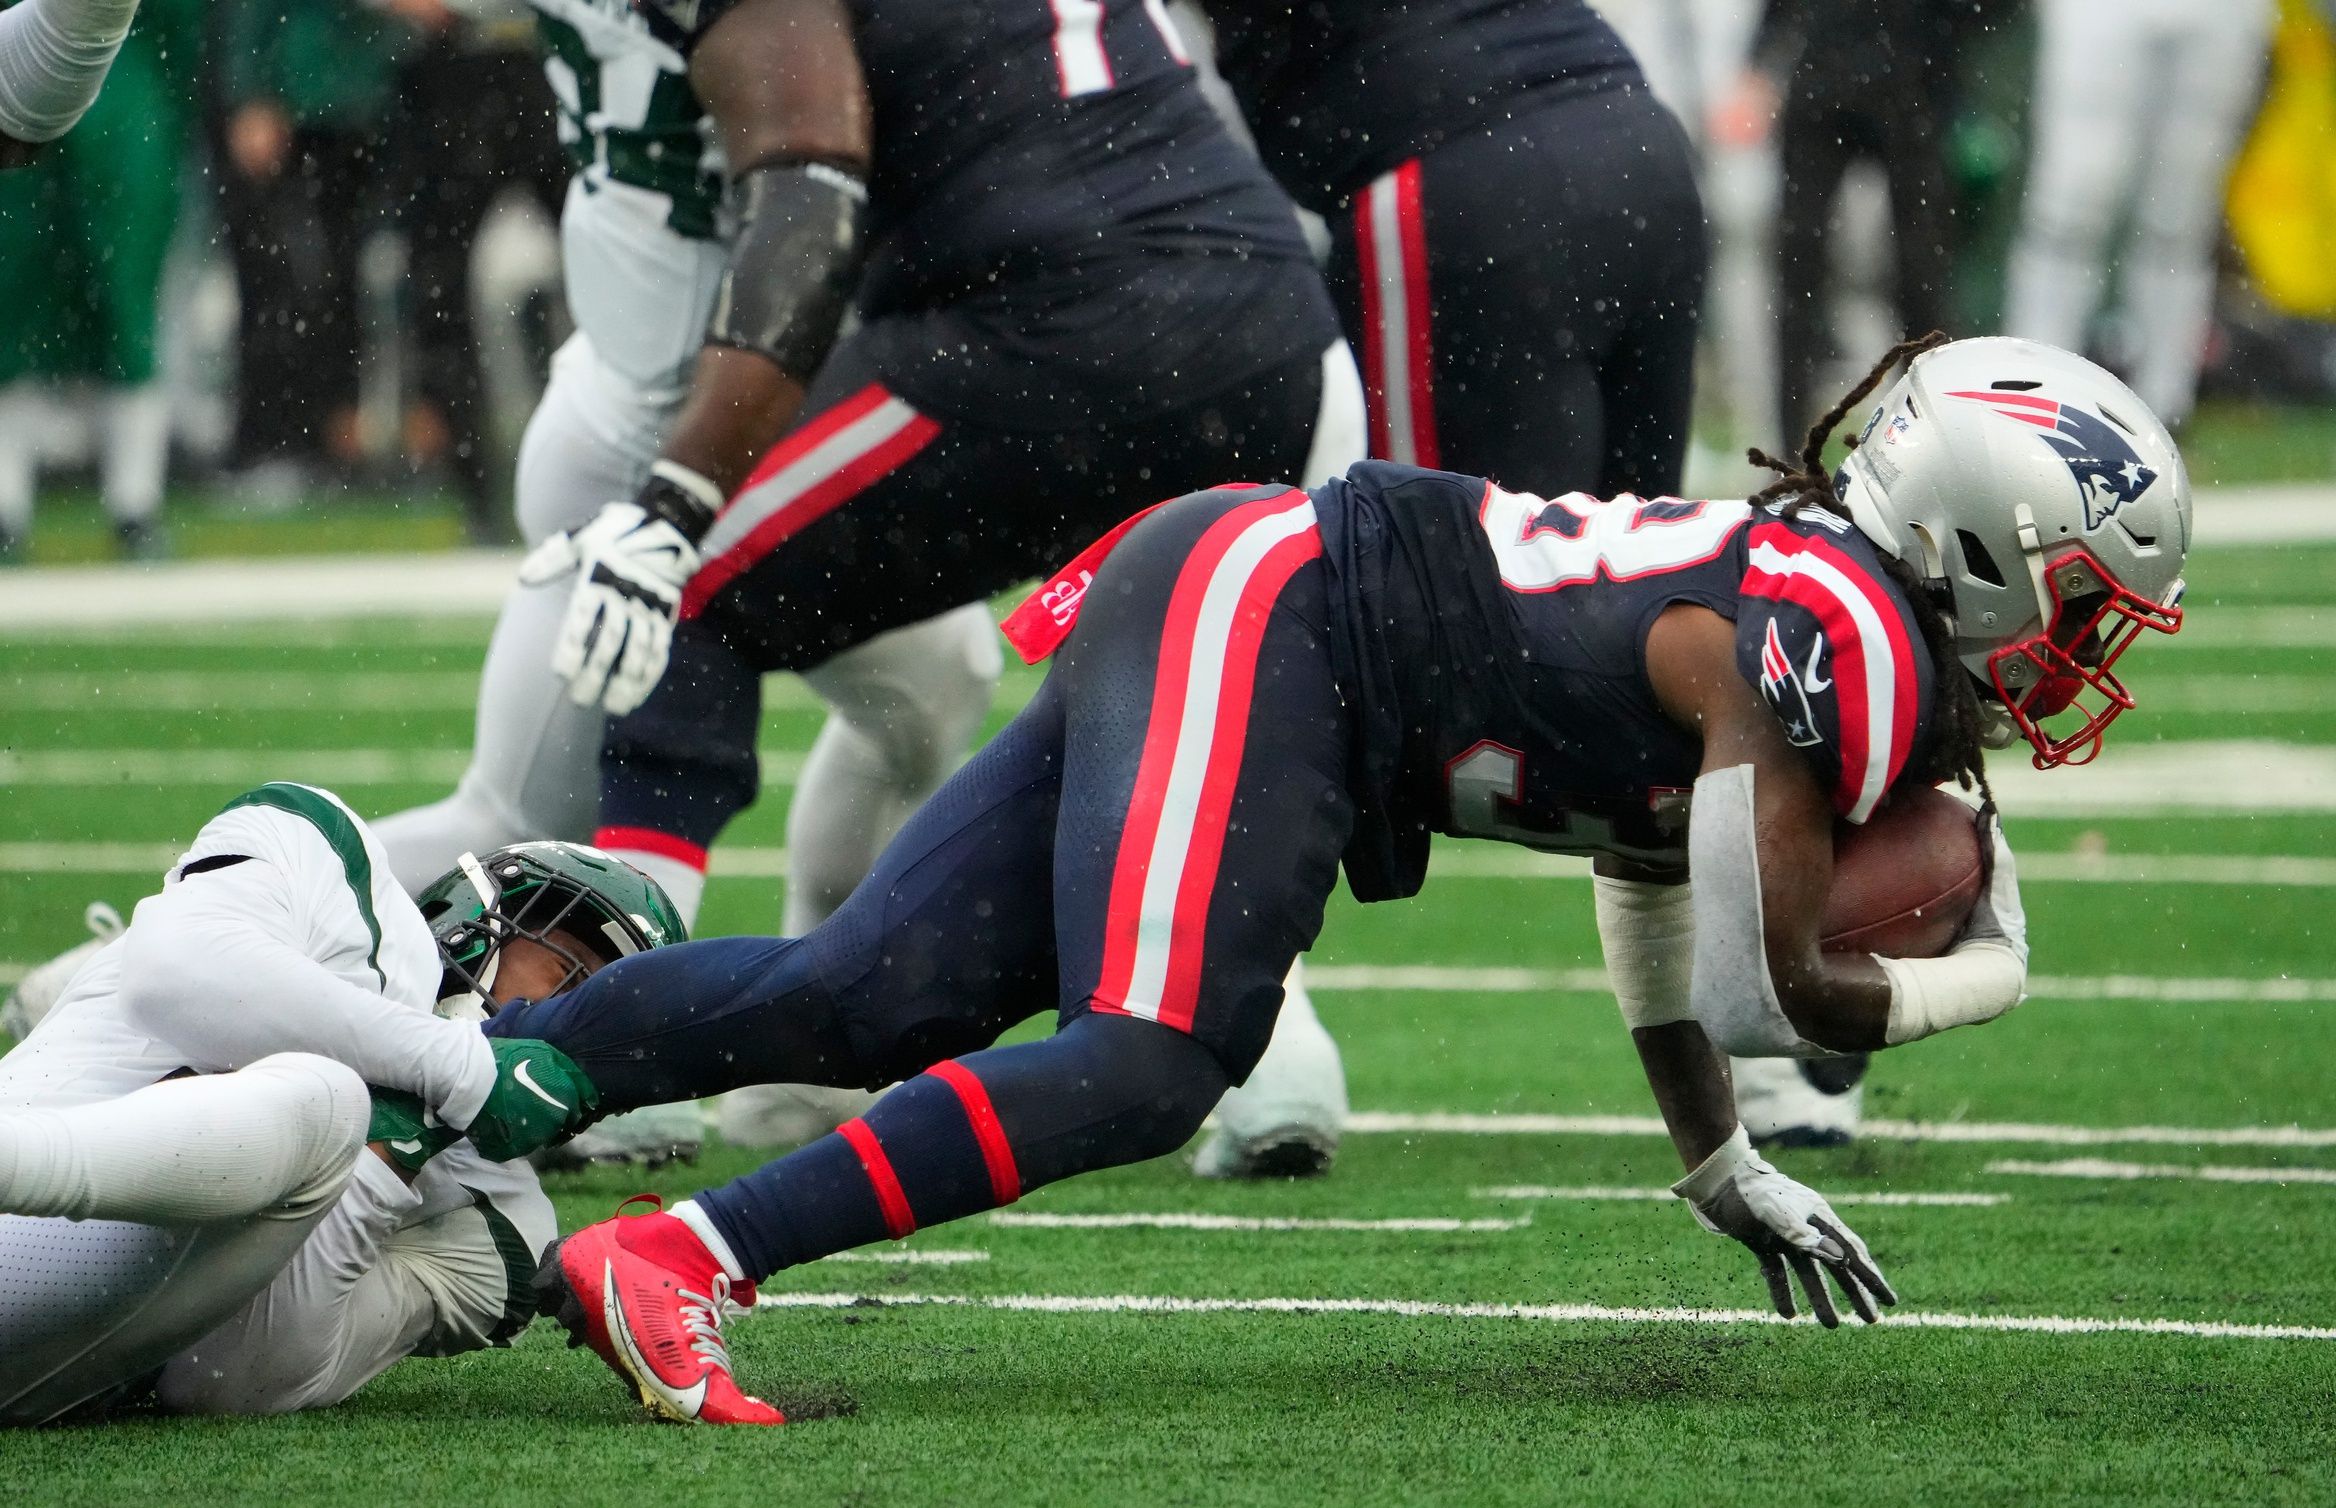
[1946,389,2158,531]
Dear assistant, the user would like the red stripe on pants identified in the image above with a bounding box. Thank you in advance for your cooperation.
[837,1117,916,1239]
[1094,491,1323,1033]
[592,825,709,872]
[926,1060,1021,1206]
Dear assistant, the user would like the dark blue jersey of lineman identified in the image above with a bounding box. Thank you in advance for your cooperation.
[640,0,1311,313]
[1316,462,1937,898]
[1203,0,1642,212]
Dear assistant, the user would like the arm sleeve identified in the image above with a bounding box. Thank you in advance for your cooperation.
[1736,521,1932,824]
[114,853,495,1126]
[0,0,142,144]
[1592,874,1696,1031]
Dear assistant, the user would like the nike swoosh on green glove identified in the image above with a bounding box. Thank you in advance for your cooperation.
[465,1038,602,1163]
[368,1088,461,1175]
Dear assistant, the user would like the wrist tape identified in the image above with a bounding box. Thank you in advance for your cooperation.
[1878,941,2026,1045]
[1593,874,1697,1031]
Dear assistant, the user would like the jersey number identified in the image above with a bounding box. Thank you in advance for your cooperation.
[1479,486,1748,594]
[1048,0,1189,98]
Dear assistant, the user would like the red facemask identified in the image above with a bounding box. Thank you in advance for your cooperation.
[1987,550,2183,768]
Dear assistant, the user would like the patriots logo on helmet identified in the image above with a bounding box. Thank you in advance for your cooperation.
[1947,389,2159,530]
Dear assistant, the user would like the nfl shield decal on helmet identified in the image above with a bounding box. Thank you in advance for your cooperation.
[1945,389,2159,531]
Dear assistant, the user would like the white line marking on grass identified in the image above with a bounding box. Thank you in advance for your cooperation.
[0,747,804,788]
[1473,1185,2009,1208]
[989,1212,1530,1234]
[0,842,800,876]
[0,553,521,628]
[1305,963,2336,1003]
[5,670,844,715]
[818,1248,990,1265]
[1988,1158,2336,1186]
[1345,1111,2336,1149]
[2161,606,2336,649]
[1427,850,2336,886]
[749,1289,2336,1341]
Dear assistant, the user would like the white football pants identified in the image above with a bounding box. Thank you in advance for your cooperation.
[0,1053,368,1425]
[2003,0,2274,426]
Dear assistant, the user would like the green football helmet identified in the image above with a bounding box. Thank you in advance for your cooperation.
[416,841,685,1018]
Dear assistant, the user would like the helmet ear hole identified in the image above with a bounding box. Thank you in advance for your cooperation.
[1956,529,2006,588]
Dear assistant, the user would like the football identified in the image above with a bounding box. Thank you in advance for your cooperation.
[1820,786,1987,958]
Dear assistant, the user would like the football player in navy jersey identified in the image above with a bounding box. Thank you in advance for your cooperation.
[485,335,2193,1424]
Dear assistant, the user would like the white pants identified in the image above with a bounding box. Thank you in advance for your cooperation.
[2004,0,2274,425]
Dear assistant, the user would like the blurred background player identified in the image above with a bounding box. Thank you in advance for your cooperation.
[0,787,664,1424]
[498,0,1360,1155]
[1185,0,1708,1173]
[2003,0,2277,430]
[0,0,197,561]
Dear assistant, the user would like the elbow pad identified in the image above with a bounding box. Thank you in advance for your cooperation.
[706,160,869,381]
[1686,764,1833,1059]
[1593,874,1696,1031]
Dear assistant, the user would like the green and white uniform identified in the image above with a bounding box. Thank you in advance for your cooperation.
[0,785,551,1424]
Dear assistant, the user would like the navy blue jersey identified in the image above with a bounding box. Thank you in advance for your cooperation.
[637,0,1312,310]
[1314,462,1936,899]
[1203,0,1642,211]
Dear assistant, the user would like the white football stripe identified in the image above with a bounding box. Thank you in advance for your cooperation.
[1346,1111,2336,1149]
[749,1289,2336,1342]
[1987,1158,2336,1186]
[1121,497,1319,1021]
[1473,1185,2009,1208]
[991,1211,1528,1234]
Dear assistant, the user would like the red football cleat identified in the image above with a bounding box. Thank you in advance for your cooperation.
[535,1193,785,1426]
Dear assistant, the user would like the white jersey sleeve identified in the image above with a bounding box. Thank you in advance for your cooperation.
[111,783,495,1126]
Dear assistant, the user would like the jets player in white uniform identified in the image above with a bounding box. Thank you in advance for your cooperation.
[365,0,1000,1161]
[0,786,670,1424]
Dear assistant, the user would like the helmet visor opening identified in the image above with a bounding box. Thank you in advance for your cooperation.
[440,876,613,1014]
[1988,550,2183,768]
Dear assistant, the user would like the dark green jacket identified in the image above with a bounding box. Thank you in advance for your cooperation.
[220,0,419,128]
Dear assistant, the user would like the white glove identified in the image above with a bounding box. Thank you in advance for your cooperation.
[1673,1125,1896,1326]
[1954,806,2027,966]
[518,463,721,716]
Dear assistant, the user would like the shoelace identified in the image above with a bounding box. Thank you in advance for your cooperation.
[675,1274,742,1374]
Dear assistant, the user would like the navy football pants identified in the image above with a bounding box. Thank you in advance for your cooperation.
[489,486,1355,1279]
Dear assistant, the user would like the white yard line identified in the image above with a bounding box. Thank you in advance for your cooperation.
[990,1211,1529,1234]
[0,748,804,787]
[1987,1158,2336,1187]
[818,1248,990,1265]
[5,670,843,714]
[1345,1111,2336,1149]
[1429,850,2336,886]
[1304,963,2336,1003]
[1472,1185,2008,1208]
[0,842,799,877]
[749,1288,2336,1342]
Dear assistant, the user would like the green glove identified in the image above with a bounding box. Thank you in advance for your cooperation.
[463,1038,601,1163]
[368,1088,460,1175]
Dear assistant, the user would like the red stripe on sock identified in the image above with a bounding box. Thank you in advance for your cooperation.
[837,1117,916,1240]
[927,1060,1021,1206]
[593,826,709,872]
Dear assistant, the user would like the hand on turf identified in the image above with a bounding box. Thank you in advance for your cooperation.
[460,1038,602,1164]
[519,501,700,717]
[1953,809,2027,966]
[1673,1125,1896,1327]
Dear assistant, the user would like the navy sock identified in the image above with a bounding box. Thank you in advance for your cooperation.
[698,1014,1227,1283]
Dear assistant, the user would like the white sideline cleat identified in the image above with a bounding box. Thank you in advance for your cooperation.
[536,1101,707,1171]
[715,1083,882,1150]
[1193,965,1347,1180]
[3,902,125,1040]
[1731,1053,1869,1149]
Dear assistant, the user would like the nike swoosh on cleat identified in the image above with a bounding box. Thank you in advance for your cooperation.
[513,1058,567,1110]
[603,1258,708,1422]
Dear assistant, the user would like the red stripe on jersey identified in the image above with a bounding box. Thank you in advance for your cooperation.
[1742,523,1920,822]
[681,386,940,618]
[1095,491,1321,1032]
[927,1060,1021,1206]
[593,825,709,873]
[1355,161,1438,467]
[837,1117,917,1239]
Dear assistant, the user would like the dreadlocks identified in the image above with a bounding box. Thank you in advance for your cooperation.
[1745,331,1998,813]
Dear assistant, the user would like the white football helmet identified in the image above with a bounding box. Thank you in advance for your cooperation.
[1833,337,2189,767]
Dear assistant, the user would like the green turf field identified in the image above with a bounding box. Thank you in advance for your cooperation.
[4,534,2335,1505]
